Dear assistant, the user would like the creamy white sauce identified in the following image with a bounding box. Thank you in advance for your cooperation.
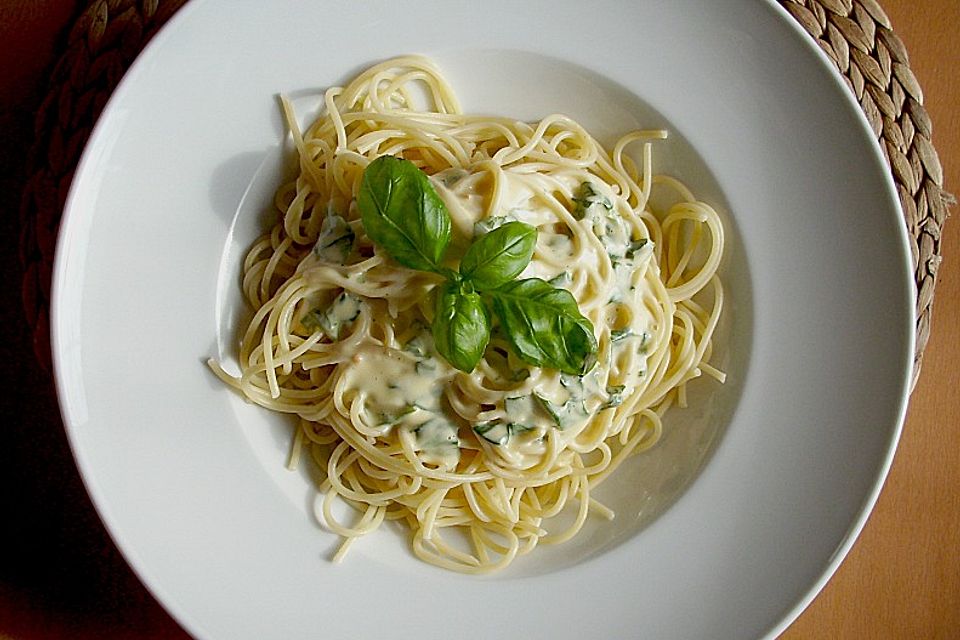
[297,212,355,274]
[340,344,461,465]
[315,292,363,340]
[409,416,460,466]
[329,169,660,469]
[314,213,355,263]
[343,346,446,413]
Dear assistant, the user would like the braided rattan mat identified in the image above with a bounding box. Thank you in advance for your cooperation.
[18,0,951,388]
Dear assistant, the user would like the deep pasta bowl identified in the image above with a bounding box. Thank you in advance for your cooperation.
[51,0,914,638]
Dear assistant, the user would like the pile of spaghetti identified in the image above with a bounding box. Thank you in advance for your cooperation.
[210,56,724,573]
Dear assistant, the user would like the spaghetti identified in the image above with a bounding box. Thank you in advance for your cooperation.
[209,55,725,573]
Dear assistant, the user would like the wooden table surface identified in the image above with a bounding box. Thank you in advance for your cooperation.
[0,1,956,638]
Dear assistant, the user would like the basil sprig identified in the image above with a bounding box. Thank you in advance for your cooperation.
[357,156,597,374]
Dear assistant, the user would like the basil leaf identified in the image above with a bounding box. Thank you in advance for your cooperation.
[489,278,598,375]
[459,221,537,290]
[357,156,451,272]
[432,282,491,373]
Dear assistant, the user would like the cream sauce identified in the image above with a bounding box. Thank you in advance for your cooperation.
[339,345,461,465]
[333,168,658,469]
[343,345,447,413]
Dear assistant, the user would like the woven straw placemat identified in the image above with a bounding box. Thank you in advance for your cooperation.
[18,0,951,388]
[781,0,952,389]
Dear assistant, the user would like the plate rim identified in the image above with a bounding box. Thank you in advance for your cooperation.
[49,0,917,638]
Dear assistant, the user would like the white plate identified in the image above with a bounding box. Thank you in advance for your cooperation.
[51,0,914,638]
